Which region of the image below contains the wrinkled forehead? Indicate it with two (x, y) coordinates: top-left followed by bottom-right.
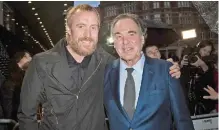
(112, 18), (141, 35)
(70, 10), (100, 26)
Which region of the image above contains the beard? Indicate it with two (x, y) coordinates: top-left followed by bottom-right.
(68, 37), (97, 56)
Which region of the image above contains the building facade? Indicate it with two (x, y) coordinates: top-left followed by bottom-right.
(99, 1), (217, 45)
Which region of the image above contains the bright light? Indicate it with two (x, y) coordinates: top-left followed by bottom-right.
(107, 37), (114, 43)
(39, 21), (42, 24)
(182, 29), (197, 39)
(32, 7), (35, 10)
(64, 3), (67, 6)
(37, 17), (40, 20)
(34, 13), (38, 16)
(28, 1), (31, 4)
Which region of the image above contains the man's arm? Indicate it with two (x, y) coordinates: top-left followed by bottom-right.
(18, 56), (44, 130)
(167, 62), (194, 130)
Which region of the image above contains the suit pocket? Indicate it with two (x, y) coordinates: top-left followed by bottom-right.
(50, 95), (76, 114)
(149, 81), (167, 95)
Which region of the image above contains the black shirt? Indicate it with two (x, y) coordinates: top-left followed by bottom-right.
(65, 46), (91, 89)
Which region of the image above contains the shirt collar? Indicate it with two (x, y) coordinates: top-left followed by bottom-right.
(120, 52), (145, 73)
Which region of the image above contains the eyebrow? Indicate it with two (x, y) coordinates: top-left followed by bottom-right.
(91, 24), (99, 28)
(128, 30), (137, 34)
(114, 32), (121, 35)
(76, 23), (85, 26)
(113, 30), (137, 35)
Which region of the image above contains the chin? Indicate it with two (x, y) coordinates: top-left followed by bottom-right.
(80, 48), (95, 56)
(121, 55), (135, 61)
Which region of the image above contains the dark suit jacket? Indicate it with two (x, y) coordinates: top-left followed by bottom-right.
(104, 56), (194, 130)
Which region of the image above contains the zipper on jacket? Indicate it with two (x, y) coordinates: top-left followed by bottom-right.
(51, 108), (59, 124)
(77, 58), (102, 96)
(74, 58), (102, 128)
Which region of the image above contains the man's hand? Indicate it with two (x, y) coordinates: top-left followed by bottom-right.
(203, 85), (218, 100)
(167, 58), (181, 79)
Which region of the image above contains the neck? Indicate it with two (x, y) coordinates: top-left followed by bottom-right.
(66, 45), (85, 63)
(123, 54), (142, 67)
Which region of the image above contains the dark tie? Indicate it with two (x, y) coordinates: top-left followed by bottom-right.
(123, 68), (135, 119)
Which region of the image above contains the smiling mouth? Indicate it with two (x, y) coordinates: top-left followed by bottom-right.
(82, 40), (91, 44)
(123, 47), (133, 52)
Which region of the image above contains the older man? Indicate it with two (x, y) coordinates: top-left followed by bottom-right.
(104, 14), (194, 130)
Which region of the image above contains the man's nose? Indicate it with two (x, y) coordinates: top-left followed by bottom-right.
(84, 28), (91, 37)
(122, 36), (129, 45)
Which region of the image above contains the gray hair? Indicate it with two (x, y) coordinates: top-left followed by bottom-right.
(110, 13), (147, 37)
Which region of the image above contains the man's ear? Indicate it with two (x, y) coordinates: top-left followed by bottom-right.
(66, 25), (71, 35)
(141, 34), (146, 45)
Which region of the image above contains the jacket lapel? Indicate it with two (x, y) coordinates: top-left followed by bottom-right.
(133, 56), (155, 120)
(110, 60), (130, 122)
(45, 39), (78, 94)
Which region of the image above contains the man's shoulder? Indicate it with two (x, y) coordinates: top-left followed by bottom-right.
(147, 57), (172, 67)
(31, 48), (60, 67)
(104, 58), (119, 72)
(97, 47), (115, 58)
(96, 47), (116, 63)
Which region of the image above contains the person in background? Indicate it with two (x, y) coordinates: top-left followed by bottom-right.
(14, 51), (32, 71)
(180, 40), (216, 115)
(1, 62), (23, 120)
(203, 54), (218, 112)
(144, 44), (161, 59)
(144, 44), (181, 78)
(0, 51), (32, 130)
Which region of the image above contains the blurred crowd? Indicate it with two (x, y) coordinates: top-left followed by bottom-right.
(143, 40), (218, 115)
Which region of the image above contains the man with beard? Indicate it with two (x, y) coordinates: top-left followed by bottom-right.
(18, 4), (181, 130)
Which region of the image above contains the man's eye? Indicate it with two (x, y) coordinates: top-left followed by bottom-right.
(129, 33), (135, 36)
(91, 26), (97, 30)
(116, 35), (122, 39)
(77, 25), (84, 28)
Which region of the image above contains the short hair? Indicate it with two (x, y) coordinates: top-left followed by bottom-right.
(110, 13), (146, 37)
(196, 40), (215, 54)
(142, 44), (158, 54)
(65, 4), (100, 28)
